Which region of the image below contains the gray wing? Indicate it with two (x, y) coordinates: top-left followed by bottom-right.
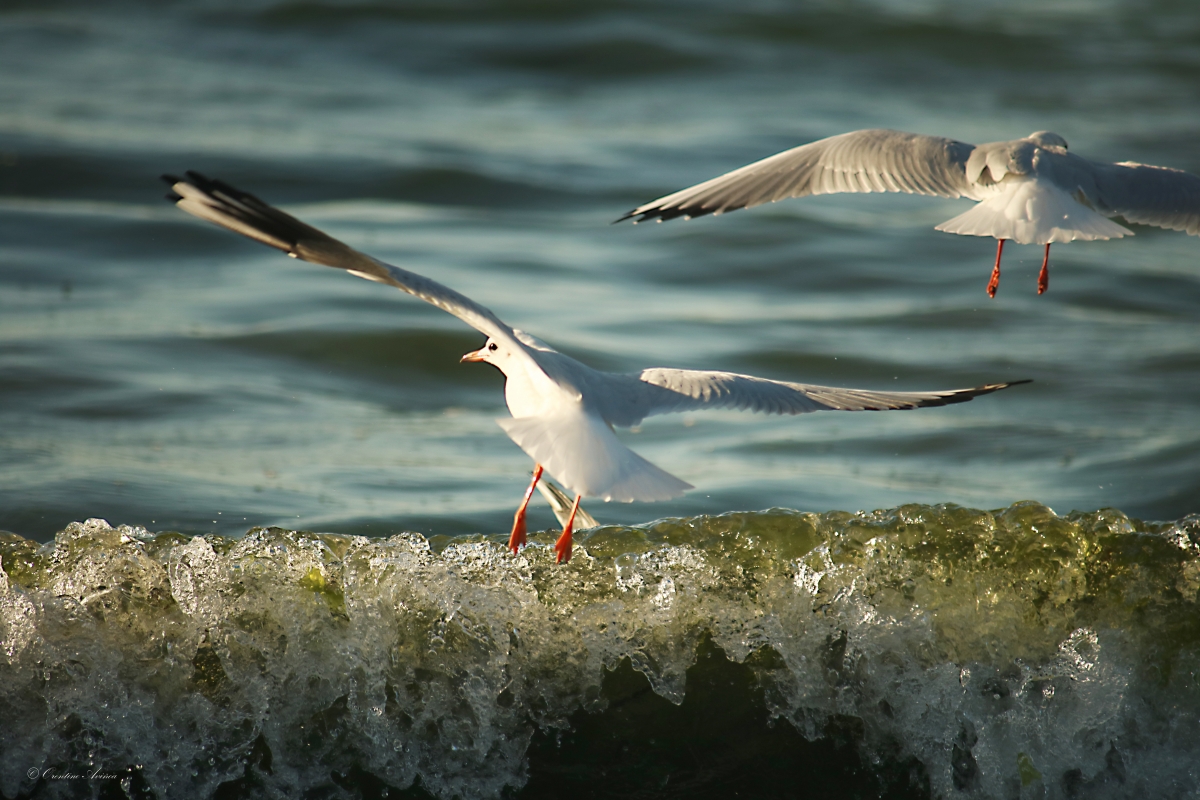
(618, 129), (977, 223)
(1088, 161), (1200, 236)
(163, 172), (518, 342)
(592, 368), (1027, 428)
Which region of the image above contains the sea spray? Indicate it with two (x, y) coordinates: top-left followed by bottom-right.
(2, 503), (1198, 798)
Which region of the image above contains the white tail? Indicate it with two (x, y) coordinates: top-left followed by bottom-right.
(937, 179), (1132, 244)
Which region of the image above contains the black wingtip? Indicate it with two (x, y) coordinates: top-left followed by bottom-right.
(972, 379), (1033, 397)
(617, 206), (711, 225)
(182, 170), (220, 193)
(905, 378), (1032, 411)
(164, 173), (182, 203)
(960, 378), (1032, 403)
(162, 173), (186, 203)
(986, 379), (1032, 393)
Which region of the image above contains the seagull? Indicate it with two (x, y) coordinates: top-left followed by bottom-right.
(618, 129), (1200, 296)
(164, 171), (1026, 563)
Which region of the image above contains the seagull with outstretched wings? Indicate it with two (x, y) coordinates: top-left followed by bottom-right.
(165, 171), (1027, 562)
(620, 129), (1200, 296)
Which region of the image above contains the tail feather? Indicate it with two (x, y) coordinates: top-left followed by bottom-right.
(937, 180), (1132, 244)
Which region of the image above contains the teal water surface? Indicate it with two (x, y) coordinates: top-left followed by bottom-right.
(2, 1), (1200, 798)
(2, 0), (1199, 541)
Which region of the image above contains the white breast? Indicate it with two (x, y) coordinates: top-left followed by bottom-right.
(503, 359), (577, 419)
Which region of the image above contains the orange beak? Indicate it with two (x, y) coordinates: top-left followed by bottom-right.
(460, 347), (487, 363)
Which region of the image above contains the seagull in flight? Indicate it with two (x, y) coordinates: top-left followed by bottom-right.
(619, 129), (1200, 296)
(164, 172), (1026, 563)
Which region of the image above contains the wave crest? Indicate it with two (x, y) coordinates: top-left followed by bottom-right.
(2, 504), (1198, 798)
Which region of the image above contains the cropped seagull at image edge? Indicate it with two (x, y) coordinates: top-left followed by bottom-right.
(619, 129), (1200, 296)
(164, 171), (1028, 563)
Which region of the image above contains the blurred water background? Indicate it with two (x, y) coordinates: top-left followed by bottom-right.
(3, 0), (1199, 540)
(2, 1), (1200, 798)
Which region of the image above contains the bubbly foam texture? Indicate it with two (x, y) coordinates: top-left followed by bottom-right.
(2, 503), (1198, 798)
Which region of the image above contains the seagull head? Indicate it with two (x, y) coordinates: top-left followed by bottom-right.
(461, 337), (512, 371)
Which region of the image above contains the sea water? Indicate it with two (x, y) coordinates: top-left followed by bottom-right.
(2, 0), (1199, 796)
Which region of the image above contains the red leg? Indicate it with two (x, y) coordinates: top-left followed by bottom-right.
(987, 239), (1005, 298)
(554, 494), (581, 564)
(508, 465), (543, 555)
(1037, 243), (1051, 295)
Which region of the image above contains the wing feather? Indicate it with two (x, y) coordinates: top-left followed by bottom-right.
(164, 172), (518, 342)
(593, 368), (1027, 428)
(1089, 161), (1200, 236)
(618, 129), (976, 224)
(536, 478), (600, 530)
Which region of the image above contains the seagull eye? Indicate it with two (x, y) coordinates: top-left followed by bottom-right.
(487, 342), (498, 352)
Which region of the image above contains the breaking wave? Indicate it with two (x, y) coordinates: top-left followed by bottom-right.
(2, 503), (1199, 798)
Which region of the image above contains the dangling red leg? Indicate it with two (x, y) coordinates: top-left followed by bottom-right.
(554, 494), (582, 564)
(1037, 243), (1051, 295)
(987, 239), (1005, 298)
(508, 465), (543, 555)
